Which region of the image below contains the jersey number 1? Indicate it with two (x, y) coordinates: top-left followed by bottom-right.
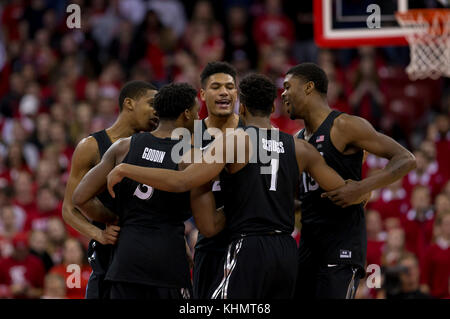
(268, 158), (279, 191)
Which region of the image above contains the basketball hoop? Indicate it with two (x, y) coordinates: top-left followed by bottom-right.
(395, 9), (450, 80)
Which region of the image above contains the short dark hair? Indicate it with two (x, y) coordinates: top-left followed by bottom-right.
(118, 81), (157, 111)
(154, 82), (197, 120)
(200, 62), (237, 88)
(239, 73), (277, 116)
(286, 63), (328, 95)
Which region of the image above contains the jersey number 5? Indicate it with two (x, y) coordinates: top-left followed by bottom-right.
(133, 184), (154, 200)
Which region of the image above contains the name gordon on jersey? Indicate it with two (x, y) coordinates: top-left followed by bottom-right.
(142, 147), (166, 163)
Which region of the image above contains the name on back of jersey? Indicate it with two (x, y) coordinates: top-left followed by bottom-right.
(261, 138), (285, 154)
(142, 147), (166, 163)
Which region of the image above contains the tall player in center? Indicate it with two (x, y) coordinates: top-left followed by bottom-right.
(193, 62), (244, 299)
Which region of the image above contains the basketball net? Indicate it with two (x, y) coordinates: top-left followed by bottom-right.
(395, 9), (450, 80)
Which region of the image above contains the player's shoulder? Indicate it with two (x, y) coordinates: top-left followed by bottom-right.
(334, 113), (372, 133)
(293, 138), (314, 152)
(113, 136), (132, 150)
(69, 136), (101, 169)
(74, 136), (100, 156)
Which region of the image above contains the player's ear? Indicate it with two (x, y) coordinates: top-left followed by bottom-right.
(271, 103), (275, 115)
(123, 97), (134, 111)
(184, 108), (191, 120)
(200, 88), (206, 102)
(305, 81), (315, 95)
(239, 103), (245, 117)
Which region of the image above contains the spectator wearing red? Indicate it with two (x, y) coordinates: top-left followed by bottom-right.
(0, 73), (25, 119)
(421, 210), (450, 298)
(35, 159), (63, 199)
(419, 140), (447, 198)
(12, 171), (37, 216)
(403, 149), (439, 200)
(91, 97), (118, 133)
(0, 143), (33, 185)
(41, 273), (66, 299)
(1, 0), (25, 42)
(0, 232), (45, 298)
(368, 179), (409, 226)
(253, 0), (294, 51)
(0, 205), (20, 240)
(324, 65), (351, 115)
(28, 229), (53, 272)
(23, 185), (61, 232)
(45, 217), (68, 265)
(435, 193), (450, 217)
(224, 5), (257, 68)
(49, 238), (91, 299)
(444, 181), (450, 200)
(5, 120), (40, 172)
(348, 54), (386, 130)
(366, 210), (386, 267)
(69, 103), (94, 145)
(28, 113), (51, 152)
(46, 121), (74, 174)
(184, 0), (224, 69)
(0, 205), (20, 259)
(432, 113), (450, 180)
(401, 185), (435, 263)
(381, 227), (409, 267)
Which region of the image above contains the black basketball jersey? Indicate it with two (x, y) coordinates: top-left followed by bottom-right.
(105, 132), (191, 288)
(90, 130), (115, 228)
(194, 118), (244, 251)
(297, 110), (367, 269)
(220, 126), (299, 240)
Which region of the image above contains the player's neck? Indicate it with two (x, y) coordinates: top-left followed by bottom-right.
(106, 116), (138, 143)
(205, 113), (238, 131)
(244, 115), (272, 129)
(151, 120), (178, 139)
(303, 101), (332, 136)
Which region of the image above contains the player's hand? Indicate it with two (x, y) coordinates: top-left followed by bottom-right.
(321, 179), (369, 208)
(95, 224), (120, 245)
(107, 165), (124, 198)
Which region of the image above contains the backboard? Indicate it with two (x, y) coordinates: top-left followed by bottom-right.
(313, 0), (446, 47)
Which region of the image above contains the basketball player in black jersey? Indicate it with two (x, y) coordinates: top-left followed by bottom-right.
(106, 74), (357, 299)
(281, 63), (416, 299)
(62, 81), (158, 299)
(193, 62), (243, 299)
(72, 83), (199, 299)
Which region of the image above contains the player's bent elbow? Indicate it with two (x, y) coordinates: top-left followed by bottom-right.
(61, 202), (72, 223)
(71, 192), (85, 211)
(406, 152), (417, 171)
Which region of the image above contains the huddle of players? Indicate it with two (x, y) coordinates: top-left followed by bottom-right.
(64, 62), (416, 299)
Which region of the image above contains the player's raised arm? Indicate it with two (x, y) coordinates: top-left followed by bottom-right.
(106, 129), (250, 196)
(322, 115), (416, 206)
(72, 138), (131, 222)
(295, 138), (345, 191)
